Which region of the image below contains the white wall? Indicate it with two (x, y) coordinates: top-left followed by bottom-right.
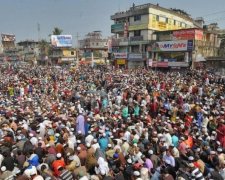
(129, 14), (149, 26)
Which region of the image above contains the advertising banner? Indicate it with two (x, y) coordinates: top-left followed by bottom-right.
(1, 34), (16, 42)
(114, 52), (127, 59)
(51, 35), (72, 47)
(152, 40), (193, 52)
(152, 61), (168, 67)
(173, 29), (203, 40)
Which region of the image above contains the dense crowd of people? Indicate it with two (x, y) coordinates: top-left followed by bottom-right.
(0, 64), (224, 180)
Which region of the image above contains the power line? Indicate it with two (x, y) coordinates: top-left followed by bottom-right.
(201, 10), (225, 18)
(205, 17), (225, 23)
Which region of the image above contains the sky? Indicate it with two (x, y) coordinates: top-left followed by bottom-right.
(0, 0), (225, 46)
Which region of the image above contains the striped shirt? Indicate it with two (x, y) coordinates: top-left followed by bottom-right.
(59, 169), (74, 180)
(191, 168), (205, 180)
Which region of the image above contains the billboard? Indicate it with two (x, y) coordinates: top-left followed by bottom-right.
(51, 35), (72, 47)
(1, 34), (16, 42)
(152, 40), (193, 52)
(173, 29), (203, 40)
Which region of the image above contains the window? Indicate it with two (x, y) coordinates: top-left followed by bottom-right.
(71, 51), (74, 55)
(134, 15), (141, 21)
(165, 18), (168, 23)
(156, 15), (159, 21)
(134, 30), (141, 37)
(174, 20), (176, 25)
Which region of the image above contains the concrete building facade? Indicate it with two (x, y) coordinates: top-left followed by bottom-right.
(110, 3), (201, 68)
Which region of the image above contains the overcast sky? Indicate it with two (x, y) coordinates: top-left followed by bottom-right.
(0, 0), (225, 45)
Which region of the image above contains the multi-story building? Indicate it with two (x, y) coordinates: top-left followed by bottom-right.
(149, 23), (220, 69)
(79, 31), (108, 65)
(111, 3), (201, 68)
(17, 40), (39, 63)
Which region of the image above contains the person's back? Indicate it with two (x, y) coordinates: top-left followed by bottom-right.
(34, 144), (45, 159)
(0, 169), (14, 180)
(52, 158), (65, 177)
(115, 172), (125, 180)
(1, 155), (15, 171)
(58, 167), (74, 180)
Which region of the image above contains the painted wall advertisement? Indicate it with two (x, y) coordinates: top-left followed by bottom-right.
(152, 40), (193, 52)
(51, 35), (72, 47)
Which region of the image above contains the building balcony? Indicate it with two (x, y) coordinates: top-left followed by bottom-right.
(130, 36), (144, 41)
(112, 38), (129, 46)
(111, 23), (124, 33)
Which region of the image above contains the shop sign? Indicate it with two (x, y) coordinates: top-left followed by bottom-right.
(152, 40), (193, 52)
(128, 53), (143, 59)
(168, 62), (189, 67)
(114, 52), (127, 59)
(152, 61), (168, 67)
(128, 24), (148, 31)
(61, 57), (74, 61)
(117, 59), (126, 65)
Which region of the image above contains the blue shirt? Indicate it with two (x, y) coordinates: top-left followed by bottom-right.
(28, 154), (39, 167)
(98, 137), (109, 152)
(172, 135), (179, 147)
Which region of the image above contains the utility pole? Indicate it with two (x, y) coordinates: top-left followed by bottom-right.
(75, 32), (80, 48)
(75, 32), (80, 66)
(37, 23), (40, 42)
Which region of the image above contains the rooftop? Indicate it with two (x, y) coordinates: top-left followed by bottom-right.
(111, 3), (194, 22)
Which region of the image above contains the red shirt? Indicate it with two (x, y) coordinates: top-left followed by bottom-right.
(52, 159), (65, 177)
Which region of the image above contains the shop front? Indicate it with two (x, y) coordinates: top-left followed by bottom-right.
(149, 40), (193, 68)
(113, 52), (127, 68)
(128, 53), (145, 68)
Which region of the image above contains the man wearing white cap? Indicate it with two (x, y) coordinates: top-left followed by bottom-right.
(121, 136), (130, 156)
(85, 130), (94, 145)
(91, 139), (100, 152)
(52, 153), (65, 177)
(67, 131), (76, 151)
(76, 110), (85, 135)
(30, 133), (38, 146)
(98, 133), (109, 152)
(0, 166), (14, 180)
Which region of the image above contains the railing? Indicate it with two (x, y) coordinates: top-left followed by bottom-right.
(130, 36), (144, 41)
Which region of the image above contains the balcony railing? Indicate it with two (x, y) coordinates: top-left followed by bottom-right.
(130, 36), (144, 41)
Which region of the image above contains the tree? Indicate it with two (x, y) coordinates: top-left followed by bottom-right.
(52, 27), (63, 35)
(39, 39), (50, 57)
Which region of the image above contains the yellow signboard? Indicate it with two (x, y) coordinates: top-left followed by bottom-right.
(158, 22), (167, 30)
(128, 23), (148, 31)
(117, 59), (126, 65)
(63, 49), (76, 57)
